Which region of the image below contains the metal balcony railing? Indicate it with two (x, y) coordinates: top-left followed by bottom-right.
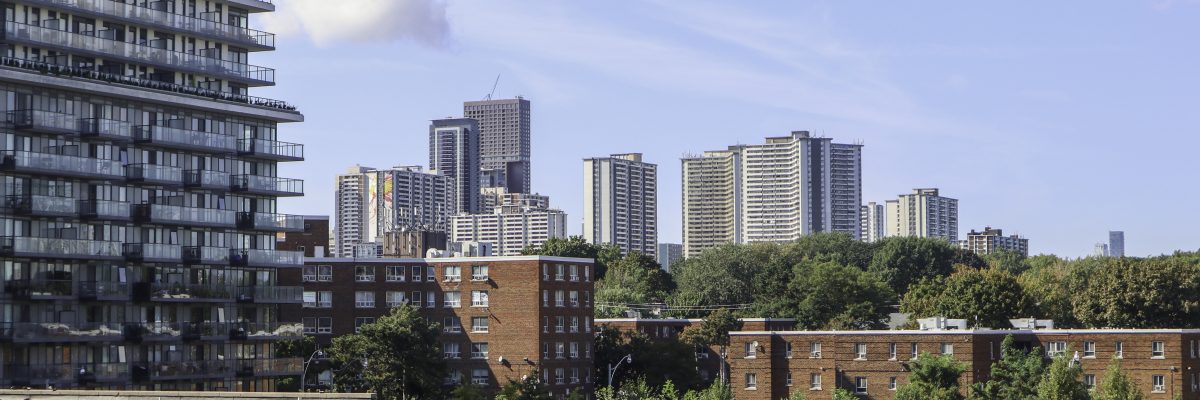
(4, 278), (73, 299)
(135, 359), (232, 380)
(239, 322), (304, 339)
(78, 281), (130, 300)
(122, 243), (182, 262)
(132, 203), (236, 228)
(236, 138), (303, 161)
(1, 321), (124, 342)
(5, 363), (74, 385)
(3, 21), (275, 85)
(229, 248), (304, 267)
(125, 163), (183, 185)
(0, 236), (123, 260)
(78, 117), (133, 140)
(245, 357), (303, 376)
(21, 0), (276, 49)
(147, 283), (238, 302)
(133, 125), (236, 153)
(237, 212), (304, 232)
(0, 150), (125, 180)
(230, 175), (303, 196)
(77, 362), (130, 383)
(183, 169), (230, 190)
(78, 199), (131, 220)
(5, 109), (76, 133)
(4, 194), (77, 216)
(237, 286), (303, 304)
(182, 245), (230, 265)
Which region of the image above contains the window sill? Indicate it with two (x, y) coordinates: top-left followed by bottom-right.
(744, 388), (757, 391)
(1151, 356), (1166, 360)
(809, 388), (822, 391)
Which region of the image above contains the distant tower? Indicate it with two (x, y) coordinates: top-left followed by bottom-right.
(429, 117), (481, 214)
(1108, 231), (1125, 257)
(465, 97), (532, 193)
(885, 188), (959, 242)
(1094, 243), (1110, 257)
(584, 153), (658, 257)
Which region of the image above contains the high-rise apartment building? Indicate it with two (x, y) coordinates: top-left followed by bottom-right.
(1109, 231), (1125, 257)
(681, 131), (863, 257)
(959, 226), (1029, 256)
(656, 243), (683, 272)
(860, 202), (886, 243)
(885, 188), (959, 242)
(583, 153), (657, 257)
(464, 98), (531, 194)
(681, 147), (742, 258)
(429, 118), (480, 214)
(0, 0), (306, 390)
(1094, 243), (1110, 257)
(334, 165), (452, 257)
(451, 205), (567, 256)
(480, 186), (549, 212)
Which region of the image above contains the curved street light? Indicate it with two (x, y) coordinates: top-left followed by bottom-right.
(607, 354), (633, 388)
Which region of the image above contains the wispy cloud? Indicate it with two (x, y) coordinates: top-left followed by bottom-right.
(263, 0), (450, 48)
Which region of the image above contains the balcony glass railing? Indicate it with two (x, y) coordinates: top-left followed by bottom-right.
(231, 175), (303, 196)
(0, 150), (125, 179)
(182, 246), (230, 264)
(21, 0), (276, 48)
(78, 281), (129, 299)
(5, 194), (77, 215)
(6, 109), (75, 132)
(78, 117), (133, 140)
(230, 248), (304, 267)
(247, 357), (303, 376)
(240, 322), (304, 339)
(5, 363), (74, 383)
(133, 204), (235, 227)
(237, 138), (303, 160)
(79, 362), (129, 382)
(184, 169), (230, 188)
(4, 279), (74, 298)
(133, 125), (236, 152)
(139, 360), (231, 380)
(149, 283), (237, 301)
(78, 199), (131, 220)
(238, 212), (304, 231)
(239, 286), (303, 303)
(122, 243), (182, 262)
(126, 163), (183, 185)
(3, 21), (275, 84)
(4, 322), (123, 341)
(0, 236), (123, 259)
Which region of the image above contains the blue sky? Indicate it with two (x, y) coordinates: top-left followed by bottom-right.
(255, 0), (1200, 257)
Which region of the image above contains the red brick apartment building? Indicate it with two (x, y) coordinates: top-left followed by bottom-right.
(280, 255), (596, 398)
(726, 324), (1200, 400)
(595, 318), (798, 383)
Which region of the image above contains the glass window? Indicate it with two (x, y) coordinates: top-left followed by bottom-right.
(444, 291), (461, 308)
(889, 343), (898, 360)
(569, 342), (579, 358)
(1115, 341), (1124, 359)
(1153, 375), (1165, 392)
(745, 341), (758, 358)
(318, 265), (332, 281)
(443, 317), (461, 333)
(810, 373), (822, 390)
(555, 290), (564, 307)
(472, 317), (489, 333)
(355, 291), (375, 308)
(385, 266), (406, 282)
(471, 265), (489, 281)
(555, 264), (564, 280)
(444, 342), (461, 359)
(785, 372), (793, 387)
(318, 291), (332, 308)
(354, 265), (374, 282)
(569, 264), (578, 281)
(426, 266), (435, 282)
(745, 373), (757, 389)
(386, 291), (407, 307)
(426, 291), (436, 307)
(472, 369), (489, 385)
(855, 343), (867, 359)
(317, 317), (332, 334)
(302, 317), (317, 334)
(1084, 374), (1095, 390)
(569, 291), (579, 307)
(1046, 341), (1067, 357)
(302, 265), (317, 282)
(855, 377), (868, 394)
(411, 266), (422, 281)
(471, 343), (489, 359)
(411, 291), (422, 308)
(1153, 341), (1165, 358)
(354, 317), (375, 333)
(911, 343), (919, 360)
(1084, 341), (1096, 358)
(941, 343), (954, 355)
(810, 342), (822, 358)
(472, 290), (489, 307)
(443, 265), (461, 282)
(889, 377), (898, 390)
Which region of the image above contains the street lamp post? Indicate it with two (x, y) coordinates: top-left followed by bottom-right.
(607, 354), (633, 388)
(300, 350), (325, 392)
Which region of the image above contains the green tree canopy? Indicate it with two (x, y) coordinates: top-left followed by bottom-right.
(521, 235), (622, 278)
(327, 305), (446, 399)
(900, 267), (1036, 329)
(1095, 359), (1144, 400)
(1068, 256), (1200, 328)
(895, 353), (966, 400)
(970, 335), (1046, 400)
(678, 308), (742, 349)
(868, 236), (960, 294)
(595, 251), (674, 317)
(668, 243), (770, 317)
(1036, 352), (1089, 400)
(785, 261), (896, 329)
(495, 373), (553, 400)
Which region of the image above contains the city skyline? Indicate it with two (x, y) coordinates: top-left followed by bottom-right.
(258, 1), (1200, 257)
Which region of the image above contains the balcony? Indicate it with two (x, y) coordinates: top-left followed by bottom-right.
(0, 236), (123, 260)
(1, 322), (124, 342)
(122, 243), (182, 263)
(78, 117), (133, 141)
(135, 360), (232, 381)
(0, 150), (125, 180)
(229, 248), (304, 267)
(143, 283), (238, 302)
(242, 357), (303, 377)
(2, 21), (275, 85)
(77, 362), (130, 384)
(231, 175), (303, 196)
(125, 163), (183, 186)
(78, 199), (132, 220)
(237, 138), (304, 161)
(5, 363), (74, 386)
(5, 109), (76, 133)
(133, 125), (236, 153)
(4, 279), (73, 300)
(182, 246), (230, 265)
(4, 194), (77, 217)
(19, 0), (276, 50)
(237, 212), (304, 232)
(237, 322), (305, 340)
(78, 281), (130, 301)
(184, 169), (230, 190)
(132, 204), (236, 228)
(237, 286), (304, 304)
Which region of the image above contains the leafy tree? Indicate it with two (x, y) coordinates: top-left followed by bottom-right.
(668, 243), (768, 317)
(831, 388), (858, 400)
(1095, 359), (1144, 400)
(1018, 261), (1079, 327)
(594, 327), (701, 391)
(953, 247), (989, 269)
(1069, 256), (1200, 328)
(784, 392), (808, 400)
(895, 353), (966, 400)
(1036, 352), (1089, 400)
(779, 232), (876, 270)
(970, 335), (1046, 400)
(274, 336), (318, 392)
(868, 236), (959, 294)
(449, 384), (487, 400)
(679, 308), (742, 349)
(900, 267), (1036, 329)
(984, 250), (1030, 274)
(521, 235), (621, 278)
(682, 383), (733, 400)
(495, 373), (554, 400)
(785, 261), (895, 329)
(327, 305), (446, 399)
(595, 251), (675, 317)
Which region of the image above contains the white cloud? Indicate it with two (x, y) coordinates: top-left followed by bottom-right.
(263, 0), (450, 47)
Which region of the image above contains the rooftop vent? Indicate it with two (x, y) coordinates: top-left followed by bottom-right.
(917, 317), (968, 331)
(1009, 318), (1055, 330)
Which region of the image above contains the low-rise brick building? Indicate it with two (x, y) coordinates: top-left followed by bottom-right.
(727, 321), (1200, 400)
(281, 255), (595, 398)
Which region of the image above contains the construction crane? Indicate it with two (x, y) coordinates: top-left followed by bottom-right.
(483, 74), (500, 101)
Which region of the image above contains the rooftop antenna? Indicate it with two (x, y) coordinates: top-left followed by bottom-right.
(484, 74), (501, 101)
